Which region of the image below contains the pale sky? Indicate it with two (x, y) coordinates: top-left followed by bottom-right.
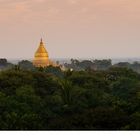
(0, 0), (140, 59)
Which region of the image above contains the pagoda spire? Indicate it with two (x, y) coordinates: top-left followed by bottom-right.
(33, 38), (57, 68)
(40, 38), (43, 44)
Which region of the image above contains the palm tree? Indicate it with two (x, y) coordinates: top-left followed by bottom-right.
(59, 79), (73, 105)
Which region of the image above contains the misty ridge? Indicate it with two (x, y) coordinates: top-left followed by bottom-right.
(0, 58), (140, 73)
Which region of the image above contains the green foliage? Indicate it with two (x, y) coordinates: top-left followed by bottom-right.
(111, 78), (140, 99)
(18, 60), (35, 70)
(0, 67), (139, 130)
(44, 66), (63, 77)
(65, 59), (112, 71)
(129, 112), (140, 129)
(0, 58), (13, 70)
(0, 59), (7, 66)
(59, 79), (73, 105)
(32, 71), (60, 96)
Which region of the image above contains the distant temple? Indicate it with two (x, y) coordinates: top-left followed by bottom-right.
(33, 39), (56, 67)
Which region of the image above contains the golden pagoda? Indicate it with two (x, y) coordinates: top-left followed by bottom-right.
(33, 39), (52, 67)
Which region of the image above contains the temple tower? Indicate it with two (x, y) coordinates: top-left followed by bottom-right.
(33, 39), (50, 67)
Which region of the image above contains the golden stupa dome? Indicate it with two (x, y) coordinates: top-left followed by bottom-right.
(33, 39), (50, 67)
(35, 39), (49, 58)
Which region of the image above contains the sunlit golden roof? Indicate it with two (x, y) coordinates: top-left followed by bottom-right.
(34, 38), (49, 58)
(33, 39), (50, 67)
(33, 38), (58, 68)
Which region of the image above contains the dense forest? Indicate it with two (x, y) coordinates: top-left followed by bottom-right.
(0, 59), (140, 130)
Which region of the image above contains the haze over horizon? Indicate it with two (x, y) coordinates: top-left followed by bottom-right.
(0, 0), (140, 59)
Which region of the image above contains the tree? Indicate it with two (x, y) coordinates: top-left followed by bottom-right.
(59, 79), (73, 105)
(111, 77), (140, 99)
(18, 60), (35, 70)
(93, 59), (112, 70)
(0, 59), (7, 66)
(44, 66), (63, 77)
(0, 63), (139, 130)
